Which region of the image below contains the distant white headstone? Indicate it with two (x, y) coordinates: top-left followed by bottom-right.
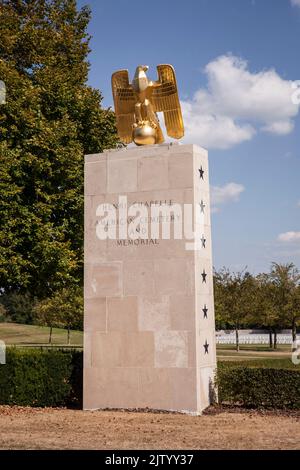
(0, 80), (6, 104)
(0, 340), (6, 364)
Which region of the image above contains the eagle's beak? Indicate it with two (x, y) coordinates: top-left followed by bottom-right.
(143, 66), (149, 72)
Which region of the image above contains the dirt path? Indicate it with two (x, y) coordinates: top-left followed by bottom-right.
(0, 406), (299, 450)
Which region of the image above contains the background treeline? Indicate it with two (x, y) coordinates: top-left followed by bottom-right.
(0, 0), (119, 333)
(214, 262), (300, 350)
(1, 262), (300, 349)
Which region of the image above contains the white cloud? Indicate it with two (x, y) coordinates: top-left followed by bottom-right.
(181, 55), (299, 149)
(278, 231), (300, 243)
(182, 101), (255, 149)
(210, 182), (245, 212)
(291, 0), (300, 7)
(262, 120), (294, 135)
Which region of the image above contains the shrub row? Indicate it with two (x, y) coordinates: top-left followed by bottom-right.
(1, 349), (300, 409)
(0, 348), (82, 407)
(217, 363), (300, 409)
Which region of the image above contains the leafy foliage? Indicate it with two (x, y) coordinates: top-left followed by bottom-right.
(0, 0), (118, 301)
(217, 363), (300, 409)
(0, 348), (82, 407)
(0, 290), (35, 324)
(1, 349), (300, 410)
(269, 263), (300, 343)
(214, 268), (256, 350)
(0, 302), (7, 322)
(214, 269), (256, 328)
(214, 263), (300, 348)
(33, 286), (83, 341)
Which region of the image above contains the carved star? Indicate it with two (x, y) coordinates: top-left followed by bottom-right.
(203, 304), (208, 319)
(201, 269), (207, 283)
(204, 340), (209, 354)
(201, 235), (206, 248)
(199, 200), (205, 213)
(199, 166), (204, 179)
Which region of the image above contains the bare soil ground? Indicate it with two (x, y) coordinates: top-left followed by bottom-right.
(0, 406), (299, 450)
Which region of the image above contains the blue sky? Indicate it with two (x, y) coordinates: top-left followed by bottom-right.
(78, 0), (300, 273)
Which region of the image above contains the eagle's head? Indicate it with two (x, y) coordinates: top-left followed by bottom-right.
(136, 65), (149, 72)
(133, 65), (150, 93)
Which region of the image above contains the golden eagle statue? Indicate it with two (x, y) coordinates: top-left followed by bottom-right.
(111, 64), (184, 146)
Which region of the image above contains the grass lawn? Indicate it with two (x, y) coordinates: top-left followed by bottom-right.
(217, 350), (289, 359)
(217, 343), (291, 352)
(216, 343), (293, 362)
(218, 357), (300, 369)
(0, 323), (297, 368)
(0, 322), (83, 347)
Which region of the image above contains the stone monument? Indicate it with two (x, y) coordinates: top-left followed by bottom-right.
(83, 65), (216, 414)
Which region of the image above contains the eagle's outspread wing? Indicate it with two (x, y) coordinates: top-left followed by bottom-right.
(151, 65), (184, 139)
(111, 70), (135, 144)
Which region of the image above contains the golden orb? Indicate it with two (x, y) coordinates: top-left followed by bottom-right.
(133, 123), (157, 146)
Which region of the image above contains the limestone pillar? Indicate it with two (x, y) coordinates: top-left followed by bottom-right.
(84, 143), (217, 414)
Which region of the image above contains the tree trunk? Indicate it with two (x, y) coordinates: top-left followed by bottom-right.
(49, 326), (53, 344)
(67, 328), (70, 345)
(269, 329), (273, 349)
(235, 326), (239, 352)
(292, 319), (297, 351)
(274, 330), (277, 349)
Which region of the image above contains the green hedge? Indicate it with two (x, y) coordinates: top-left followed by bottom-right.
(1, 349), (300, 410)
(0, 348), (82, 407)
(217, 364), (300, 409)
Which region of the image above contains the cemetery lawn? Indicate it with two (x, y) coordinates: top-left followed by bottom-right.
(217, 358), (300, 369)
(0, 322), (83, 347)
(217, 344), (290, 352)
(0, 406), (299, 450)
(0, 323), (295, 365)
(217, 344), (292, 362)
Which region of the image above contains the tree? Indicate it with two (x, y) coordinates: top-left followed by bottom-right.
(213, 271), (227, 331)
(32, 297), (60, 344)
(253, 273), (280, 349)
(0, 0), (118, 303)
(287, 286), (300, 348)
(33, 286), (83, 344)
(54, 287), (83, 345)
(214, 268), (256, 351)
(0, 302), (7, 322)
(0, 290), (35, 324)
(269, 263), (300, 348)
